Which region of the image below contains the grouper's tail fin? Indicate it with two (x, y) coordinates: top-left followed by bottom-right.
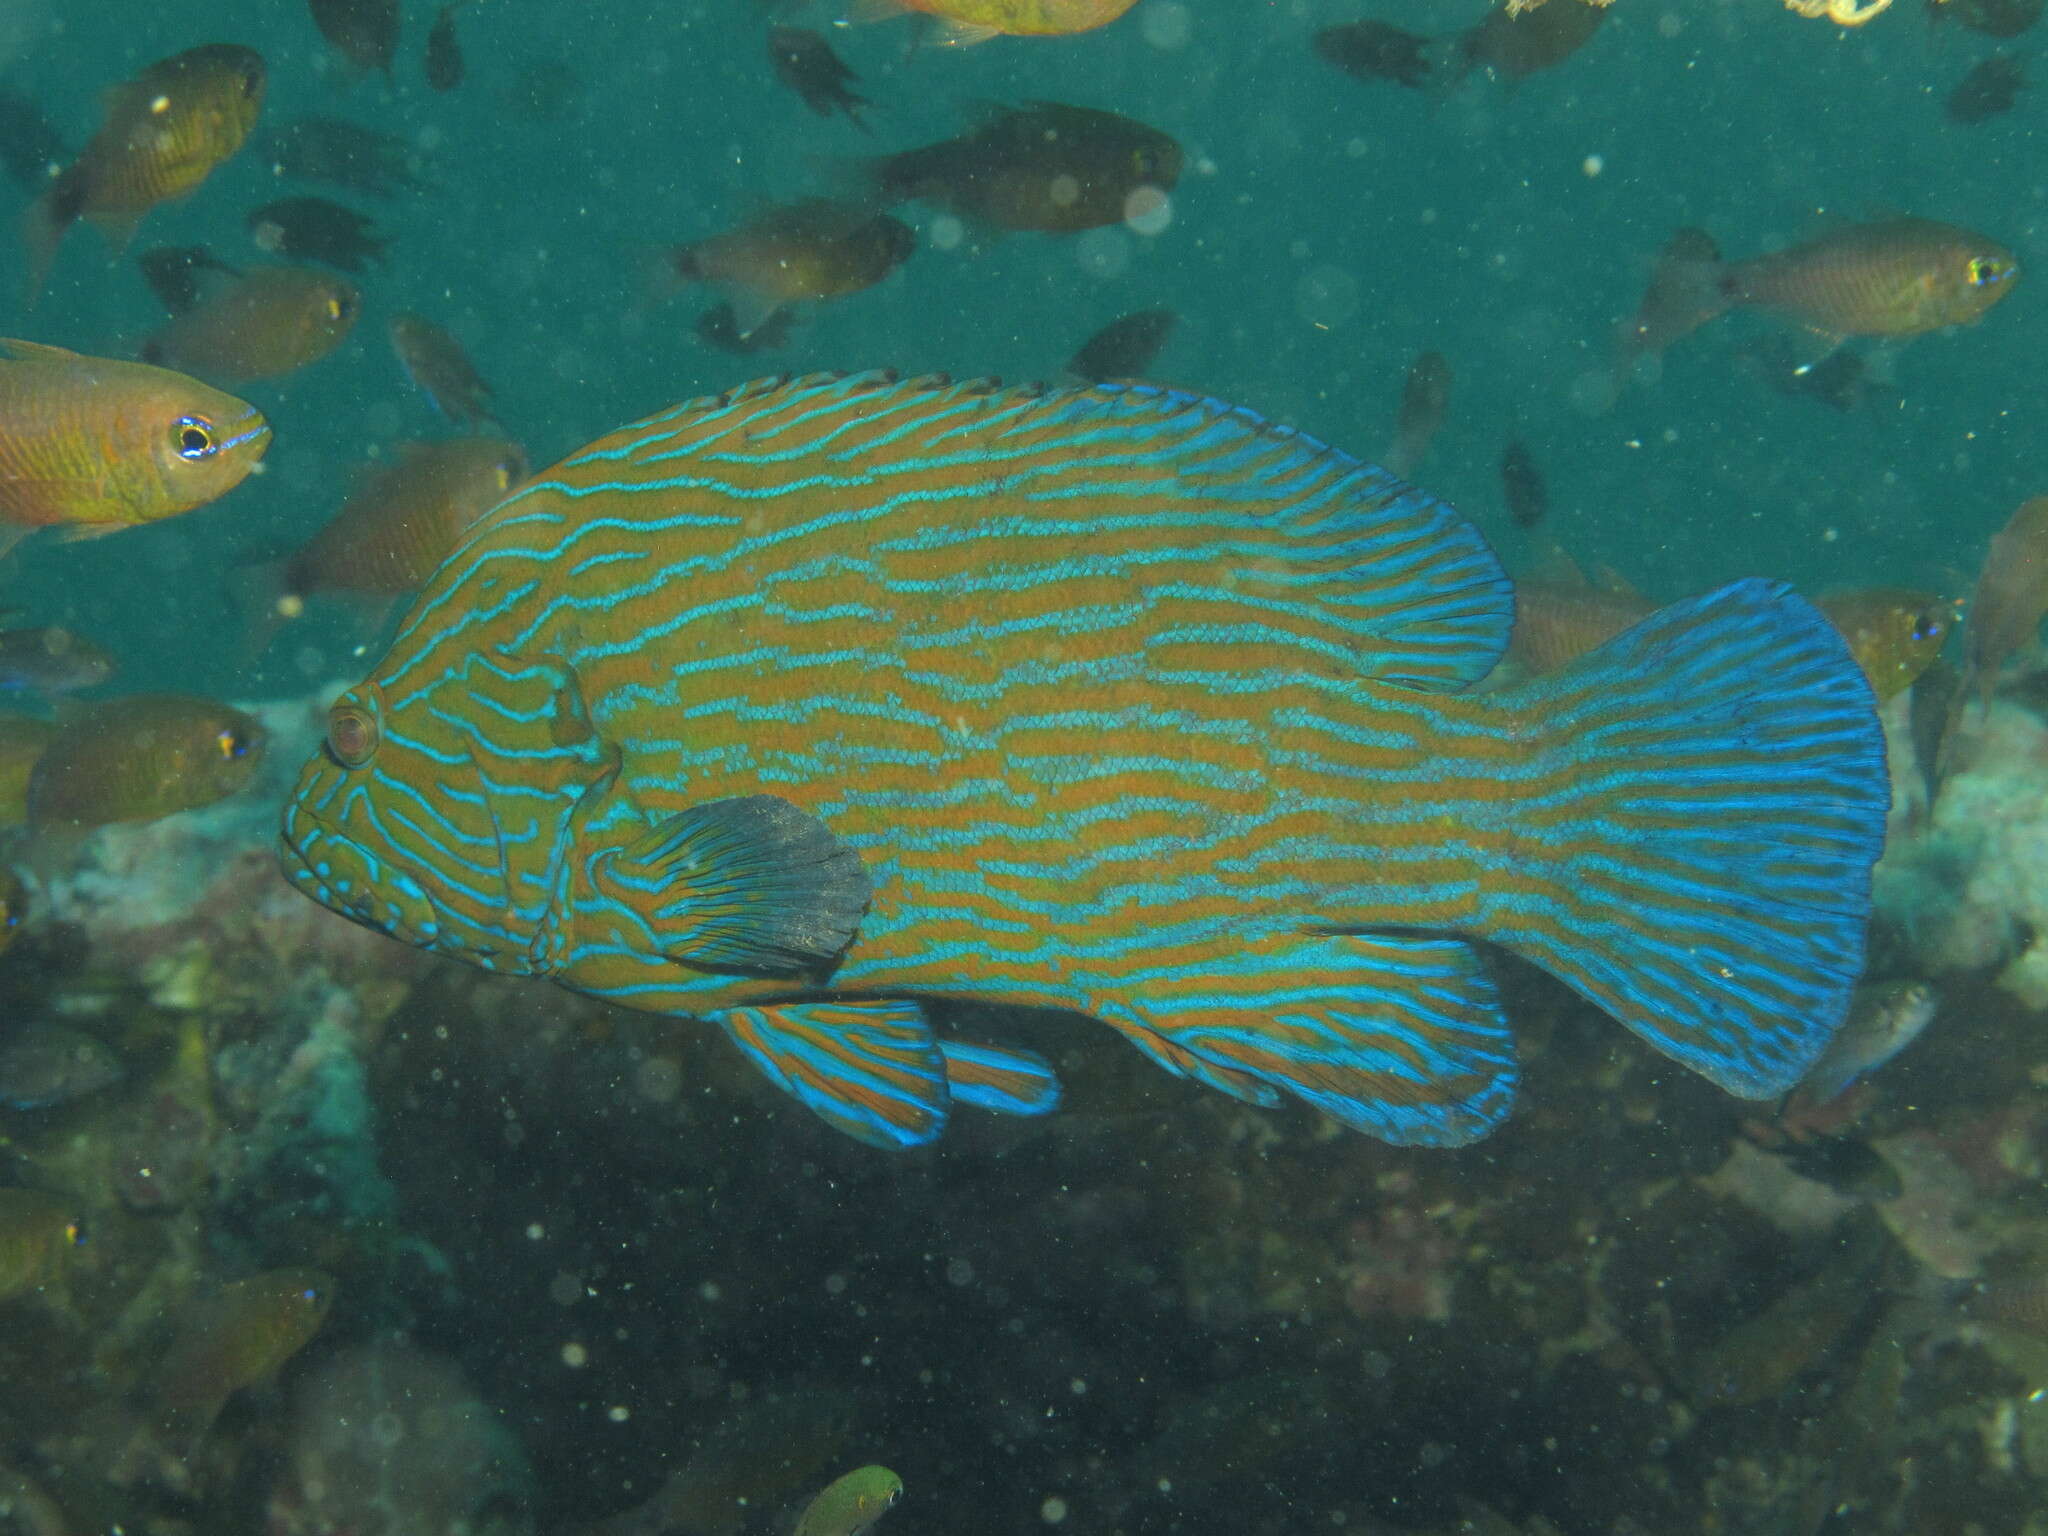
(1488, 578), (1889, 1097)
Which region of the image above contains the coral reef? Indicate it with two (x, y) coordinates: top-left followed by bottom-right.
(0, 671), (2041, 1535)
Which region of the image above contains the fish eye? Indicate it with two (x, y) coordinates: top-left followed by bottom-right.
(328, 702), (379, 767)
(216, 728), (251, 761)
(1969, 257), (2010, 286)
(175, 415), (218, 460)
(1912, 608), (1949, 642)
(63, 1219), (85, 1247)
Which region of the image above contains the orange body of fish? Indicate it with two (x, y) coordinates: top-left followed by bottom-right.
(852, 0), (1139, 43)
(26, 694), (265, 830)
(0, 340), (268, 552)
(24, 45), (265, 302)
(143, 266), (360, 384)
(1727, 218), (2018, 337)
(290, 438), (527, 600)
(1624, 218), (2018, 369)
(865, 103), (1182, 235)
(672, 200), (914, 313)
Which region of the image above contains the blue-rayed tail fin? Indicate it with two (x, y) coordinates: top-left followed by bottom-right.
(1484, 578), (1889, 1098)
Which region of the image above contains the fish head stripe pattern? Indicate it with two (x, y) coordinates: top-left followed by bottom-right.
(282, 648), (623, 973)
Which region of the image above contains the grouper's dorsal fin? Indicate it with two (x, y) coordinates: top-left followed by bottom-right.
(539, 370), (1513, 693)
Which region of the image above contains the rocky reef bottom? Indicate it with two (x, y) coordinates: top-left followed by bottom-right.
(0, 681), (2044, 1536)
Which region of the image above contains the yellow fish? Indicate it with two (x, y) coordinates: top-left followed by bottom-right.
(284, 438), (527, 604)
(24, 45), (265, 303)
(26, 694), (264, 831)
(116, 1269), (332, 1492)
(0, 1189), (80, 1304)
(668, 200), (913, 337)
(0, 340), (269, 558)
(1622, 218), (2018, 374)
(142, 265), (360, 385)
(847, 0), (1139, 44)
(795, 1467), (903, 1536)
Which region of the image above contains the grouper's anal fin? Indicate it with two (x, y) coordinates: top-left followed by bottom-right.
(1096, 931), (1517, 1146)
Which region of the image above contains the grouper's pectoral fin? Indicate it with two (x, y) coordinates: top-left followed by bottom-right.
(1097, 932), (1519, 1147)
(715, 999), (948, 1148)
(587, 796), (872, 979)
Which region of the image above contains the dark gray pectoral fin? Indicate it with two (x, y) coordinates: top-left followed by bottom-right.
(594, 795), (871, 976)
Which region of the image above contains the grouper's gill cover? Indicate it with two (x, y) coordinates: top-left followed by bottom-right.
(280, 370), (1889, 1150)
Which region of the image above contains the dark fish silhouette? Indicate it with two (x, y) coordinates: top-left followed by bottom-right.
(1065, 308), (1177, 381)
(1459, 0), (1607, 81)
(426, 2), (470, 91)
(1500, 439), (1547, 530)
(862, 102), (1182, 234)
(1946, 53), (2027, 122)
(1313, 21), (1434, 88)
(1386, 350), (1451, 477)
(248, 196), (388, 271)
(263, 116), (431, 199)
(694, 300), (798, 354)
(138, 245), (246, 315)
(769, 26), (869, 129)
(1929, 0), (2045, 38)
(309, 0), (399, 74)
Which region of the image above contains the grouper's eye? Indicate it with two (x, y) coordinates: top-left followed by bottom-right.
(327, 701), (379, 767)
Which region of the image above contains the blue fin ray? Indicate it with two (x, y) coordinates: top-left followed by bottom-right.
(592, 795), (871, 976)
(715, 999), (947, 1147)
(1485, 578), (1889, 1097)
(1099, 932), (1517, 1146)
(937, 1039), (1062, 1117)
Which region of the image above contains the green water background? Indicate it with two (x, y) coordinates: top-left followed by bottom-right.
(6, 0), (2035, 698)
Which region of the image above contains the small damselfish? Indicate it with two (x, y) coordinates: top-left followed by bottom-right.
(280, 372), (1889, 1149)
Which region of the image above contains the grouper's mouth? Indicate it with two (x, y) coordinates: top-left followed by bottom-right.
(279, 793), (445, 949)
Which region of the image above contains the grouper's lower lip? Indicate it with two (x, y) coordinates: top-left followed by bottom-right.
(277, 812), (442, 946)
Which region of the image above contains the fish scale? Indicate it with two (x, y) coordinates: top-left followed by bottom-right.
(283, 371), (1889, 1150)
